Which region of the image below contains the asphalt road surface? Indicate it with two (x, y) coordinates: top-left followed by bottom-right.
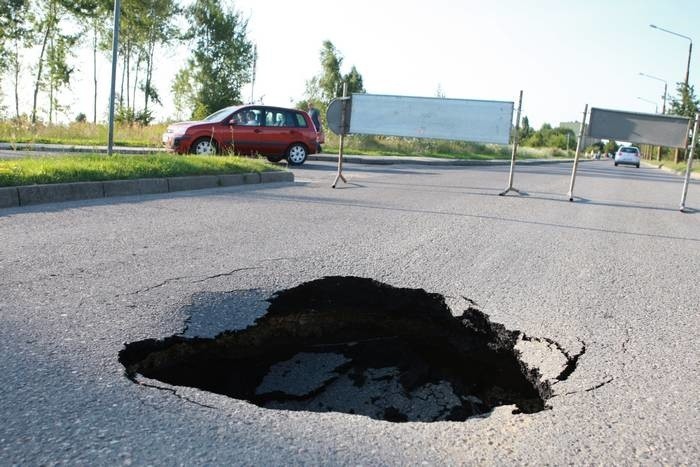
(1, 159), (698, 465)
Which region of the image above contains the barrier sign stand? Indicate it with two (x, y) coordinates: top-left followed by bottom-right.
(567, 104), (589, 201)
(332, 83), (349, 189)
(680, 113), (699, 212)
(499, 90), (524, 196)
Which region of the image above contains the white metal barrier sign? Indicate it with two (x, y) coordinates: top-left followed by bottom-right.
(588, 108), (690, 148)
(348, 94), (514, 144)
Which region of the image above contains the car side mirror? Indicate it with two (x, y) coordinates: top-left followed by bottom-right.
(229, 119), (238, 126)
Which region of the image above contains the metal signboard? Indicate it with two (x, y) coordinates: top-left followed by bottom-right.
(588, 108), (690, 148)
(347, 94), (514, 144)
(326, 98), (352, 135)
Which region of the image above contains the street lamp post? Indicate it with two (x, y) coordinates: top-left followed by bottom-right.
(639, 72), (668, 161)
(637, 97), (658, 159)
(107, 0), (121, 157)
(638, 72), (667, 114)
(650, 24), (692, 87)
(650, 24), (693, 163)
(637, 97), (658, 113)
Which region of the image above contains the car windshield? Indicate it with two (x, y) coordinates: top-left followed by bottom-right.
(203, 106), (239, 122)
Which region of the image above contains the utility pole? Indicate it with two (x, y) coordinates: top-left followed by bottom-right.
(107, 0), (121, 156)
(250, 44), (257, 104)
(638, 73), (668, 160)
(650, 24), (693, 163)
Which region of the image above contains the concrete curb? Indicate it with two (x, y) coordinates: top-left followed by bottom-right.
(18, 181), (104, 206)
(0, 171), (293, 209)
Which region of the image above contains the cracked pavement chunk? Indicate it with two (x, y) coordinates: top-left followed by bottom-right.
(515, 338), (569, 382)
(256, 352), (350, 397)
(120, 276), (577, 422)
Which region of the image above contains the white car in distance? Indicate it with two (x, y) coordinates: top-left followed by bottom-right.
(614, 146), (641, 168)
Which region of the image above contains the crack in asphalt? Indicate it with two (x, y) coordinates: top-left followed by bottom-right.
(621, 327), (631, 353)
(132, 378), (217, 410)
(120, 267), (261, 296)
(584, 376), (614, 392)
(560, 376), (615, 396)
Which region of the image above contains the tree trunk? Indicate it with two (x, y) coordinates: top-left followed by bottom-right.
(49, 82), (54, 124)
(119, 53), (126, 107)
(132, 54), (141, 115)
(31, 25), (52, 124)
(144, 37), (156, 114)
(13, 39), (20, 120)
(93, 21), (98, 124)
(48, 36), (54, 124)
(125, 41), (131, 110)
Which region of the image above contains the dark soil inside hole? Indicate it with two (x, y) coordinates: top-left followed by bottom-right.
(119, 276), (554, 422)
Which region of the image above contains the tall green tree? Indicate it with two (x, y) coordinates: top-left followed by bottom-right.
(306, 40), (365, 105)
(668, 82), (699, 118)
(140, 0), (179, 117)
(519, 116), (532, 140)
(174, 0), (253, 119)
(0, 0), (28, 68)
(45, 32), (78, 123)
(0, 0), (30, 119)
(97, 0), (180, 124)
(29, 0), (95, 123)
(318, 40), (343, 102)
(668, 83), (699, 162)
(343, 65), (365, 95)
(81, 0), (110, 123)
(172, 66), (198, 120)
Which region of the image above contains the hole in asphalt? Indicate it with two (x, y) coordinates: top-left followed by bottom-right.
(119, 276), (565, 422)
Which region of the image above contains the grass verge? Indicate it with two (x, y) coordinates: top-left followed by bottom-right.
(0, 121), (165, 147)
(0, 154), (279, 187)
(652, 160), (700, 174)
(322, 134), (573, 160)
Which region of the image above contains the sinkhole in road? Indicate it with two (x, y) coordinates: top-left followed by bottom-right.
(119, 276), (558, 422)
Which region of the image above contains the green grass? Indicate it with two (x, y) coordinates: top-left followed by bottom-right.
(651, 159), (700, 173)
(0, 121), (165, 147)
(0, 154), (279, 187)
(1, 120), (577, 159)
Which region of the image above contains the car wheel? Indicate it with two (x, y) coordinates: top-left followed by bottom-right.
(286, 144), (308, 165)
(266, 155), (284, 163)
(191, 137), (218, 155)
(636, 164), (640, 168)
(614, 162), (618, 166)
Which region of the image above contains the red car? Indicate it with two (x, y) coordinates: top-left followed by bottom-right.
(162, 105), (320, 165)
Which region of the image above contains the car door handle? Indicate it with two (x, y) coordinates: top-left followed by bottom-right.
(254, 129), (262, 133)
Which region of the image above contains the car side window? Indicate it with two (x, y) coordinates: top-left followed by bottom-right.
(275, 111), (295, 128)
(294, 112), (307, 128)
(259, 110), (307, 128)
(233, 109), (261, 126)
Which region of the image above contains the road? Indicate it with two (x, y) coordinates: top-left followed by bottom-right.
(1, 159), (698, 465)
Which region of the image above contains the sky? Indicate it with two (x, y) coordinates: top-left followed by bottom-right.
(5, 0), (700, 128)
